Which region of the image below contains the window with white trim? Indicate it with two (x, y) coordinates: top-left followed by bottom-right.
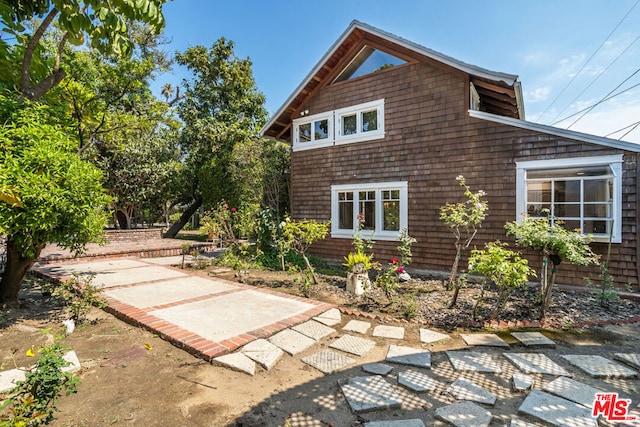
(331, 182), (408, 240)
(291, 99), (385, 151)
(516, 155), (623, 243)
(292, 112), (333, 150)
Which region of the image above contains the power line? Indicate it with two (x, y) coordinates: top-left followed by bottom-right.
(538, 0), (640, 122)
(549, 32), (640, 124)
(551, 80), (640, 125)
(606, 119), (640, 140)
(619, 121), (640, 140)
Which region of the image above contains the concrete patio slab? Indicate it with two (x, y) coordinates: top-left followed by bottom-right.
(614, 353), (640, 370)
(240, 339), (283, 370)
(435, 401), (492, 427)
(301, 350), (355, 374)
(364, 420), (425, 427)
(103, 276), (236, 308)
(510, 418), (541, 427)
(511, 373), (534, 392)
(518, 390), (597, 427)
(362, 363), (393, 375)
(0, 368), (26, 393)
(446, 377), (496, 406)
(446, 351), (502, 373)
(313, 308), (342, 326)
(149, 289), (317, 343)
(542, 376), (604, 408)
(91, 265), (188, 288)
(292, 320), (336, 341)
(385, 345), (431, 369)
(343, 319), (372, 334)
(460, 333), (509, 347)
(339, 375), (403, 413)
(372, 325), (405, 340)
(397, 370), (436, 393)
(503, 353), (571, 376)
(561, 354), (638, 378)
(511, 332), (556, 348)
(330, 334), (376, 357)
(213, 353), (256, 376)
(38, 258), (149, 275)
(268, 329), (316, 355)
(419, 328), (450, 344)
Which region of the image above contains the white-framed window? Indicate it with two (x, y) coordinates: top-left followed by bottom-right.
(335, 99), (385, 145)
(516, 155), (623, 243)
(292, 112), (334, 151)
(331, 181), (408, 240)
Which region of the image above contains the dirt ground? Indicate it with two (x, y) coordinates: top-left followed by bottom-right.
(1, 273), (639, 426)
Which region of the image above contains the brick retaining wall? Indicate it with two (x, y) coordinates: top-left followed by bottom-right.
(105, 228), (163, 242)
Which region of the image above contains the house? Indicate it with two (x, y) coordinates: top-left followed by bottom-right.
(261, 20), (640, 291)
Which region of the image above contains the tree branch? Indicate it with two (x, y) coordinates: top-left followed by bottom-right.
(21, 7), (59, 99)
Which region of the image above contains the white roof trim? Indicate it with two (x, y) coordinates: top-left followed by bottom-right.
(261, 20), (519, 137)
(468, 109), (640, 153)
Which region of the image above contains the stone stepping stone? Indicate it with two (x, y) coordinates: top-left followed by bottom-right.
(518, 390), (596, 427)
(343, 319), (372, 334)
(0, 368), (26, 393)
(542, 376), (605, 408)
(373, 325), (405, 340)
(503, 353), (570, 376)
(561, 354), (638, 378)
(619, 402), (640, 427)
(338, 375), (403, 413)
(385, 345), (431, 369)
(511, 373), (534, 392)
(292, 320), (336, 341)
(446, 351), (502, 373)
(446, 377), (496, 406)
(460, 333), (509, 347)
(510, 418), (540, 427)
(213, 353), (256, 376)
(614, 353), (640, 370)
(240, 339), (283, 370)
(363, 363), (393, 376)
(301, 349), (355, 374)
(511, 331), (556, 348)
(330, 334), (376, 357)
(435, 401), (492, 427)
(419, 328), (450, 344)
(365, 419), (426, 427)
(313, 308), (342, 326)
(268, 328), (316, 355)
(397, 369), (437, 393)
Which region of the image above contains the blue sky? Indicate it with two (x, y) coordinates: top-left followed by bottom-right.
(154, 0), (640, 143)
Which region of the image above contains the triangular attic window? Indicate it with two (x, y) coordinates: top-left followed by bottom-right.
(334, 46), (406, 83)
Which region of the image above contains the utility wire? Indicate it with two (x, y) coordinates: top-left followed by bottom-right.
(619, 121), (640, 140)
(563, 68), (640, 129)
(538, 0), (640, 122)
(549, 32), (640, 124)
(551, 80), (640, 125)
(606, 119), (640, 140)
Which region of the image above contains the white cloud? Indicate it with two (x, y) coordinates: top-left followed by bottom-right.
(551, 102), (640, 144)
(528, 86), (551, 102)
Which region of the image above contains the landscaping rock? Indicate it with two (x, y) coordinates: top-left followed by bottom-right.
(339, 375), (403, 413)
(435, 401), (492, 427)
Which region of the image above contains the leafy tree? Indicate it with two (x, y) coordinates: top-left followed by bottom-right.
(0, 0), (166, 100)
(0, 97), (110, 306)
(165, 38), (267, 237)
(505, 215), (599, 319)
(468, 241), (536, 320)
(439, 175), (488, 307)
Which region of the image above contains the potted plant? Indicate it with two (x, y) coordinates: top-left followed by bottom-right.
(343, 250), (373, 295)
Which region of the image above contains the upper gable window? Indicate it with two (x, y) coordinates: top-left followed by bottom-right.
(334, 46), (406, 83)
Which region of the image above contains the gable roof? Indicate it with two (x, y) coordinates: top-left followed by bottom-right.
(261, 20), (524, 141)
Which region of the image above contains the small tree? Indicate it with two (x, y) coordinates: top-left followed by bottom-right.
(439, 175), (488, 307)
(468, 241), (536, 320)
(505, 215), (599, 319)
(0, 99), (110, 306)
(281, 219), (329, 285)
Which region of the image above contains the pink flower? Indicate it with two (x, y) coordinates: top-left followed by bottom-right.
(223, 203), (228, 210)
(396, 266), (405, 274)
(231, 207), (237, 212)
(356, 212), (365, 224)
(476, 203), (483, 209)
(390, 257), (399, 265)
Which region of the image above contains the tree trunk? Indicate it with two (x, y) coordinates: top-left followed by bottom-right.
(164, 196), (203, 238)
(0, 239), (42, 307)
